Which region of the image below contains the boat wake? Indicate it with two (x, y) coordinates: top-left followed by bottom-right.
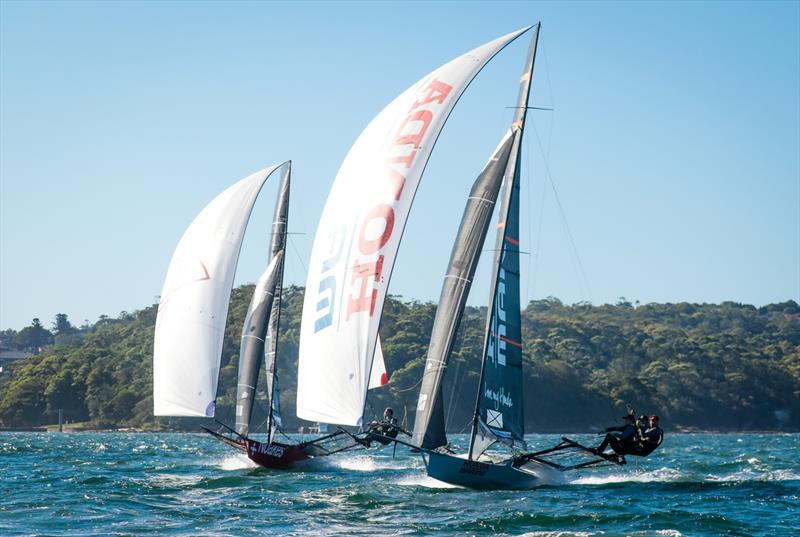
(216, 453), (257, 471)
(317, 454), (416, 472)
(569, 467), (684, 485)
(394, 473), (462, 489)
(567, 464), (799, 486)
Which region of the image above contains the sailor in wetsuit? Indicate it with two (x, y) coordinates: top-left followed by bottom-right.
(592, 412), (638, 457)
(362, 407), (400, 447)
(634, 415), (663, 456)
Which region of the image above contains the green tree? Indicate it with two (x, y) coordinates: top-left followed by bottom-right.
(14, 318), (53, 352)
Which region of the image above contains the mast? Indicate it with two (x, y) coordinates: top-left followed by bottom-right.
(264, 163), (290, 441)
(468, 23), (540, 460)
(234, 162), (290, 437)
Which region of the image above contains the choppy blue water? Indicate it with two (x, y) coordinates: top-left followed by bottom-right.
(1, 432), (797, 536)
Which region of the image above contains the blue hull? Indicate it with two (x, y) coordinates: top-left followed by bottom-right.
(422, 451), (555, 490)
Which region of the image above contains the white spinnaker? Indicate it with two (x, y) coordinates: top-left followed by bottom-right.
(153, 164), (284, 417)
(297, 28), (530, 426)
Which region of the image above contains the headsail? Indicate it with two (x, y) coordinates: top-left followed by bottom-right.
(153, 164), (284, 417)
(470, 23), (541, 458)
(235, 163), (290, 438)
(297, 27), (531, 426)
(411, 131), (516, 449)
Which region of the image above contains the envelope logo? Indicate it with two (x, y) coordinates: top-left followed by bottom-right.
(486, 409), (504, 429)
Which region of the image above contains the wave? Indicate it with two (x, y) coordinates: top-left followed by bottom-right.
(519, 531), (603, 537)
(148, 473), (204, 488)
(708, 468), (800, 483)
(517, 531), (686, 537)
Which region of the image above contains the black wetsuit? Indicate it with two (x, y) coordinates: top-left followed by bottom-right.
(630, 425), (663, 456)
(365, 418), (399, 446)
(597, 423), (638, 455)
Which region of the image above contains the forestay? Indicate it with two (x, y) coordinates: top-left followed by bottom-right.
(297, 27), (530, 426)
(153, 164), (284, 417)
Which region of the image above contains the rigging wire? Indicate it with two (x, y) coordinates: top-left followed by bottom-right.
(528, 43), (557, 304)
(391, 375), (423, 393)
(529, 119), (593, 302)
(287, 233), (309, 282)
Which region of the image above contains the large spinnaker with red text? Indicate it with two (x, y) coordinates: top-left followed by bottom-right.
(296, 27), (531, 426)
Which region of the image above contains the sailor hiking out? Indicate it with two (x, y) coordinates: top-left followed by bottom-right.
(592, 410), (664, 460)
(361, 408), (409, 447)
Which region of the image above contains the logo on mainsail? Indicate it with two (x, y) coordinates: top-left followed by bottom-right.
(486, 408), (504, 428)
(484, 386), (514, 409)
(488, 266), (508, 366)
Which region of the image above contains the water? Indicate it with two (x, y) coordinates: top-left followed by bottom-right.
(1, 433), (797, 536)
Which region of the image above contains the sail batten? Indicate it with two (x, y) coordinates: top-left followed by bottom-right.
(153, 164), (284, 418)
(297, 28), (531, 426)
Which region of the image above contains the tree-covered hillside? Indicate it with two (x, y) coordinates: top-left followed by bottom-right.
(1, 288), (798, 432)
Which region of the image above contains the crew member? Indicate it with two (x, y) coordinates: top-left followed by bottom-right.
(593, 412), (638, 457)
(635, 415), (663, 456)
(363, 407), (400, 447)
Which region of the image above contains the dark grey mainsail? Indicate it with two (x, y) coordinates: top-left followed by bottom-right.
(235, 253), (282, 436)
(411, 132), (516, 450)
(469, 24), (539, 459)
(264, 165), (290, 440)
(234, 163), (290, 437)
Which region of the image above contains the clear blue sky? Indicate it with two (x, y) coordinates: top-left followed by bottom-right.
(1, 1), (798, 331)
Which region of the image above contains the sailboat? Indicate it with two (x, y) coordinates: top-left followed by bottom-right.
(154, 162), (380, 469)
(408, 24), (627, 489)
(295, 26), (534, 436)
(293, 22), (620, 487)
(408, 24), (546, 488)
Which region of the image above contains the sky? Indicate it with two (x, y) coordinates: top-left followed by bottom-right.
(1, 1), (798, 331)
